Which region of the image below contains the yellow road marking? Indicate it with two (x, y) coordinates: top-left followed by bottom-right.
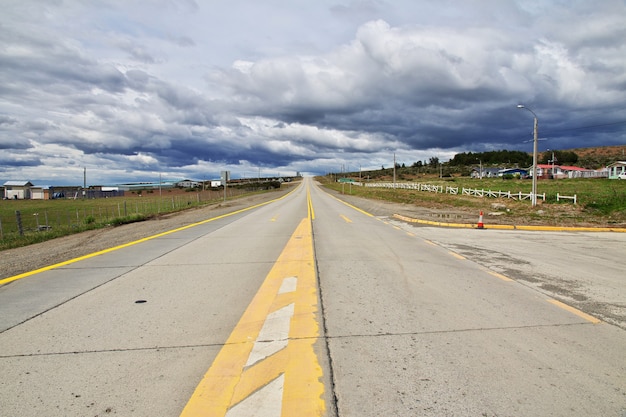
(324, 191), (374, 217)
(547, 299), (601, 324)
(340, 214), (352, 223)
(485, 270), (514, 282)
(0, 191), (295, 287)
(307, 187), (315, 220)
(449, 251), (466, 260)
(180, 217), (325, 416)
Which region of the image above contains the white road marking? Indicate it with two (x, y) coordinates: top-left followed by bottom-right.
(278, 276), (297, 294)
(225, 374), (285, 417)
(245, 302), (295, 367)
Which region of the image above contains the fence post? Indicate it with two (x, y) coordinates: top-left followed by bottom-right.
(15, 210), (23, 236)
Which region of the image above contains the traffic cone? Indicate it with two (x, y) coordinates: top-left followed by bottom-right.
(477, 211), (484, 229)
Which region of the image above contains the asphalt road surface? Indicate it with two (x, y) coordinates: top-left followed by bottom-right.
(1, 178), (625, 417)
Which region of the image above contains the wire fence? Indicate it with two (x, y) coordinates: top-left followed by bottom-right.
(0, 189), (245, 243)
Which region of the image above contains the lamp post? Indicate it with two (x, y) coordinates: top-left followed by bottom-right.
(517, 104), (538, 206)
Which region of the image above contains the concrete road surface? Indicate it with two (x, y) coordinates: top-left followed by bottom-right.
(1, 177), (625, 416)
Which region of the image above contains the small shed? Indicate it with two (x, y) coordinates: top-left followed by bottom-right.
(3, 180), (34, 199)
(30, 185), (52, 200)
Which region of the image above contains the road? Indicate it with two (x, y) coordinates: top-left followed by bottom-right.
(1, 178), (625, 416)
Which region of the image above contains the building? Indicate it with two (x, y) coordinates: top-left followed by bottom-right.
(30, 185), (52, 200)
(498, 168), (528, 178)
(3, 180), (34, 199)
(607, 161), (626, 179)
(470, 167), (501, 179)
(532, 164), (605, 179)
(176, 179), (202, 188)
(559, 165), (604, 179)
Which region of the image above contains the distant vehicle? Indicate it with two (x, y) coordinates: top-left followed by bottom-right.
(618, 173), (626, 179)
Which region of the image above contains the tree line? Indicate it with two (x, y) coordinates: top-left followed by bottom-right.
(337, 149), (588, 179)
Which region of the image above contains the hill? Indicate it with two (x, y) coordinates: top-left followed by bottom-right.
(565, 145), (626, 168)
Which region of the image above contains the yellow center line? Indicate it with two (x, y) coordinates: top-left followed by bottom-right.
(180, 195), (325, 416)
(307, 187), (315, 220)
(339, 214), (352, 223)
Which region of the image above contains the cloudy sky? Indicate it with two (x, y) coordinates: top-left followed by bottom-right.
(1, 0), (625, 185)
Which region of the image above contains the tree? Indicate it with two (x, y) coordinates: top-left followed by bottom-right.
(540, 150), (579, 165)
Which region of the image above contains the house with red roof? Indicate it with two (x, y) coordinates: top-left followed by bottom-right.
(534, 165), (605, 179)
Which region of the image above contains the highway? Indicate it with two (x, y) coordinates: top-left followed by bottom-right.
(1, 177), (625, 416)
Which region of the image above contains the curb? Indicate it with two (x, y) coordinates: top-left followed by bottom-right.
(393, 214), (626, 232)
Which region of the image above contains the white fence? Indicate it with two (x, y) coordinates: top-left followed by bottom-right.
(353, 181), (577, 204)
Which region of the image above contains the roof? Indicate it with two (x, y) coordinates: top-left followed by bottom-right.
(536, 164), (592, 171)
(499, 168), (528, 173)
(559, 165), (592, 171)
(3, 180), (34, 186)
(607, 161), (626, 167)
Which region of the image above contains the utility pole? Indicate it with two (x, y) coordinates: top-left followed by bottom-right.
(517, 104), (539, 206)
(393, 153), (396, 188)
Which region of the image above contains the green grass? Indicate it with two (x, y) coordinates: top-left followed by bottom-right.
(319, 176), (626, 224)
(0, 187), (279, 250)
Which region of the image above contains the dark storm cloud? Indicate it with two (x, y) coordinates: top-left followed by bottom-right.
(0, 1), (624, 184)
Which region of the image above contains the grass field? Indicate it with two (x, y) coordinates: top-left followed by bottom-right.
(0, 187), (258, 250)
(2, 177), (624, 249)
(320, 175), (626, 225)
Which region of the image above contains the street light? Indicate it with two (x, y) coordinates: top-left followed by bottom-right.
(517, 104), (539, 206)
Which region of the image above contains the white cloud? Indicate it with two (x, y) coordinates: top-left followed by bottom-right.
(1, 1), (625, 184)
